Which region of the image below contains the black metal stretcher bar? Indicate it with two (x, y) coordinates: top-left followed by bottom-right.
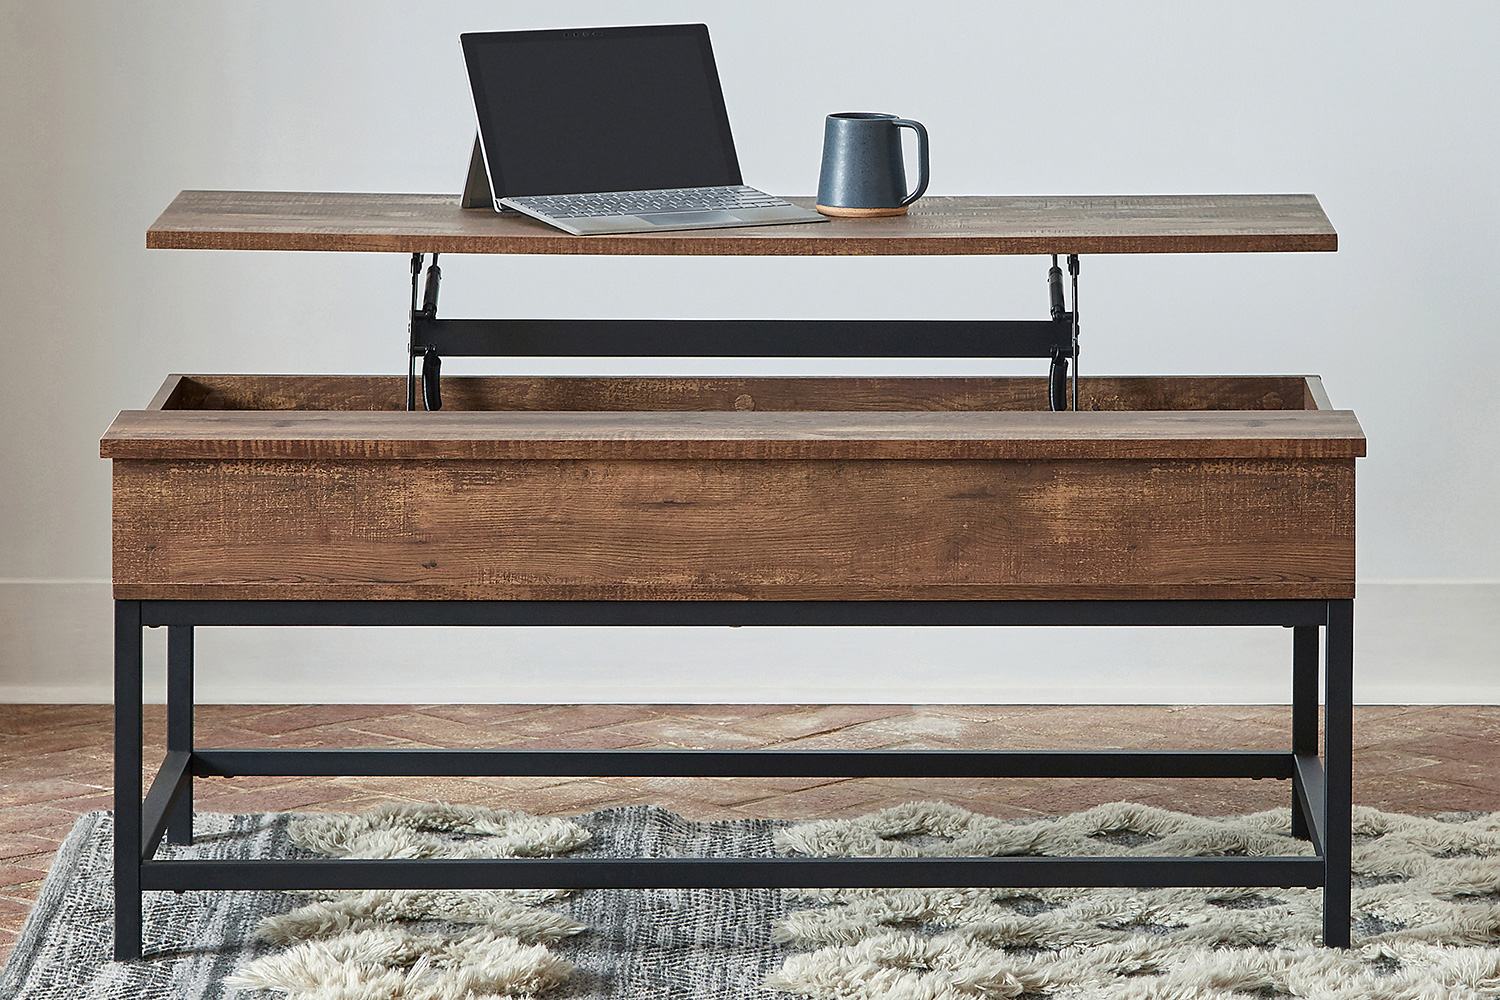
(137, 599), (1333, 629)
(134, 748), (1318, 860)
(186, 748), (1298, 780)
(114, 598), (1354, 958)
(139, 856), (1327, 894)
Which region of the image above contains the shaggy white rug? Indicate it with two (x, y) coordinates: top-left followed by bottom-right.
(769, 800), (1500, 1000)
(229, 802), (593, 1000)
(233, 800), (1500, 1000)
(7, 800), (1500, 1000)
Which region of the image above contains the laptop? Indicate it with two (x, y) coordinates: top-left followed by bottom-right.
(460, 24), (826, 236)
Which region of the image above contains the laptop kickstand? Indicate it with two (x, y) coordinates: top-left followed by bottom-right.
(407, 253), (443, 411)
(1046, 254), (1081, 411)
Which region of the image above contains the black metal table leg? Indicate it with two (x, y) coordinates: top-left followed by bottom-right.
(166, 626), (195, 845)
(1323, 599), (1354, 947)
(113, 600), (143, 962)
(1290, 625), (1320, 840)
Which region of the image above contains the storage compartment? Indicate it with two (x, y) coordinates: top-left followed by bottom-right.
(104, 375), (1363, 602)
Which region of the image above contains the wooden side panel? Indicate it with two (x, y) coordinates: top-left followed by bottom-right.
(161, 375), (1313, 414)
(1079, 377), (1305, 412)
(99, 408), (1368, 462)
(188, 376), (399, 412)
(112, 456), (1355, 601)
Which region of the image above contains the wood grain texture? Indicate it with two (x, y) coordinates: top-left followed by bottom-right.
(105, 374), (1362, 460)
(146, 191), (1338, 256)
(100, 408), (1366, 462)
(148, 375), (1315, 414)
(108, 374), (1360, 600)
(111, 457), (1356, 602)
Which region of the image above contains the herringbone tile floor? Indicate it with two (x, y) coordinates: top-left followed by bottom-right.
(2, 702), (1498, 964)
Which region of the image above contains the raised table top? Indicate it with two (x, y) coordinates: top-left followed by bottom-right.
(147, 191), (1338, 256)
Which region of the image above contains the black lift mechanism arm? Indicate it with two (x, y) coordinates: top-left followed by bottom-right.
(406, 253), (1083, 412)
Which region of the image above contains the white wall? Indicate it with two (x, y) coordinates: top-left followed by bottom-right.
(2, 1), (1497, 703)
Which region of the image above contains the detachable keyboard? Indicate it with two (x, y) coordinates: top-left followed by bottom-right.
(508, 185), (790, 219)
(499, 185), (825, 236)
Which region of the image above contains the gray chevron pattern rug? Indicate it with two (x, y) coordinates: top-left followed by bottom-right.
(5, 801), (1500, 999)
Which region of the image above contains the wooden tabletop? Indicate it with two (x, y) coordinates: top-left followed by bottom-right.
(147, 191), (1337, 256)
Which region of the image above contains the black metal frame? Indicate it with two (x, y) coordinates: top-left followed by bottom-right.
(114, 597), (1353, 959)
(405, 253), (1082, 413)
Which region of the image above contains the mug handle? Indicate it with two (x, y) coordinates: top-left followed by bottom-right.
(892, 118), (929, 208)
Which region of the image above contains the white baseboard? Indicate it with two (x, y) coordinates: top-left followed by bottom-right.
(1, 582), (1495, 704)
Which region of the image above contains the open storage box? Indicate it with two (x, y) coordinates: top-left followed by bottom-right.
(101, 374), (1364, 603)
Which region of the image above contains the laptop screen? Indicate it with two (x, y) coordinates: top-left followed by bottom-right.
(462, 24), (743, 198)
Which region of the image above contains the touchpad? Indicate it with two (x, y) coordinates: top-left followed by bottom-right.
(638, 211), (741, 226)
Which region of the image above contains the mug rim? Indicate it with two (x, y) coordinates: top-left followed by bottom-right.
(828, 111), (898, 120)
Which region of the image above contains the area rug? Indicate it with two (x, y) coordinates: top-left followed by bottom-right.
(5, 801), (1500, 1000)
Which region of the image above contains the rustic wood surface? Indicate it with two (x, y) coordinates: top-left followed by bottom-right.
(104, 374), (1362, 461)
(148, 374), (1321, 414)
(146, 191), (1338, 256)
(107, 374), (1360, 600)
(101, 408), (1365, 462)
(111, 457), (1355, 602)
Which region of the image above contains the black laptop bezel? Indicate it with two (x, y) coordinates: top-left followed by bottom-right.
(460, 23), (744, 201)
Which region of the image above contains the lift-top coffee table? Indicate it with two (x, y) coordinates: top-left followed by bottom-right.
(102, 192), (1362, 959)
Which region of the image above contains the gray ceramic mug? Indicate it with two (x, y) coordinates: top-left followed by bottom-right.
(816, 112), (930, 217)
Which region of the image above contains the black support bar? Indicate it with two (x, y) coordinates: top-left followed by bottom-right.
(401, 256), (1088, 412)
(408, 317), (1075, 360)
(113, 600), (143, 961)
(1290, 624), (1320, 841)
(1323, 599), (1355, 947)
(140, 751), (193, 861)
(1293, 753), (1327, 856)
(139, 599), (1332, 629)
(166, 626), (194, 844)
(141, 854), (1326, 893)
(193, 748), (1297, 781)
